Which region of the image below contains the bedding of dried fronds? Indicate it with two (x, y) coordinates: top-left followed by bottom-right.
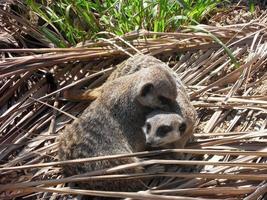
(1, 8), (267, 200)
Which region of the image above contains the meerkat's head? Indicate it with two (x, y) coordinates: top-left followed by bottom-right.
(142, 111), (187, 147)
(135, 66), (177, 110)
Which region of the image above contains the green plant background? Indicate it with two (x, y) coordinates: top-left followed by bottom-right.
(26, 0), (227, 47)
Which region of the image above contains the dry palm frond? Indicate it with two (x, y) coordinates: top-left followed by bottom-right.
(0, 9), (267, 200)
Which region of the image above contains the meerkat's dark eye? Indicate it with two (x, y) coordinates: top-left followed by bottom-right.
(179, 122), (187, 134)
(158, 96), (172, 106)
(156, 125), (173, 137)
(141, 83), (154, 97)
(146, 122), (151, 133)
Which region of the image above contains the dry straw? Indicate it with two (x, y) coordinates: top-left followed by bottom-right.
(1, 12), (267, 200)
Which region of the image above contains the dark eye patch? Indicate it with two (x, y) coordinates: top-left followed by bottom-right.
(141, 83), (154, 97)
(146, 122), (151, 133)
(158, 96), (171, 105)
(156, 125), (173, 137)
(179, 122), (187, 134)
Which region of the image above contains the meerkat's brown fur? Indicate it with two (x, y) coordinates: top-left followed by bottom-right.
(58, 65), (177, 193)
(63, 86), (102, 101)
(114, 54), (197, 149)
(64, 54), (197, 149)
(63, 54), (172, 101)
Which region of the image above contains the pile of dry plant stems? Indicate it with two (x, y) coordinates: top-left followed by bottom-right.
(1, 10), (267, 200)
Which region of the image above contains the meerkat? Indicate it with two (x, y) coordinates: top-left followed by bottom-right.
(58, 65), (178, 194)
(64, 54), (197, 149)
(142, 111), (187, 149)
(141, 110), (192, 164)
(63, 54), (173, 101)
(110, 54), (197, 149)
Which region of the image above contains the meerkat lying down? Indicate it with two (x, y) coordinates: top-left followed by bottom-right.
(58, 55), (196, 199)
(64, 54), (196, 149)
(58, 65), (178, 196)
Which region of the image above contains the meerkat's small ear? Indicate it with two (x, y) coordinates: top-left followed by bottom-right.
(136, 82), (157, 106)
(137, 82), (172, 109)
(140, 83), (154, 97)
